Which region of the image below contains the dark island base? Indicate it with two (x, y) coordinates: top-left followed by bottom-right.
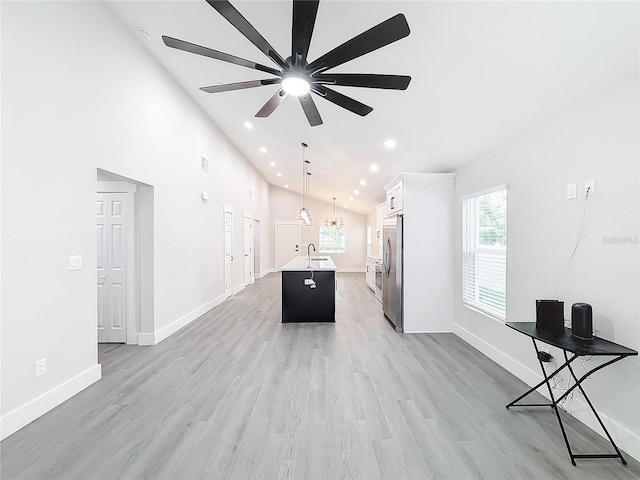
(282, 270), (336, 323)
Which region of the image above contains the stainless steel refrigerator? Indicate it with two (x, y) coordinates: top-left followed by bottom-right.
(382, 214), (403, 332)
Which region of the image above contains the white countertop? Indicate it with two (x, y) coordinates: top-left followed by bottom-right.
(281, 255), (337, 271)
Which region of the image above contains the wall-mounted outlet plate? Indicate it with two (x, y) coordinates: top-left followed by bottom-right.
(585, 179), (596, 196)
(35, 358), (47, 377)
(567, 183), (577, 200)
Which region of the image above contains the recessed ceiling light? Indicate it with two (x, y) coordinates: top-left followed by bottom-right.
(344, 204), (348, 208)
(270, 162), (275, 167)
(259, 146), (267, 153)
(370, 164), (379, 172)
(285, 184), (289, 189)
(384, 139), (396, 149)
(359, 180), (366, 186)
(244, 121), (253, 129)
(348, 196), (354, 201)
(353, 190), (359, 195)
(138, 29), (153, 41)
(277, 172), (282, 177)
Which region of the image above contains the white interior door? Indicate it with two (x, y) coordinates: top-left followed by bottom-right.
(97, 192), (127, 343)
(275, 222), (301, 270)
(253, 219), (260, 279)
(243, 215), (253, 285)
(224, 207), (233, 298)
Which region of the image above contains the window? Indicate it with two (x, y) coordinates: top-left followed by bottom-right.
(462, 185), (508, 320)
(319, 226), (346, 254)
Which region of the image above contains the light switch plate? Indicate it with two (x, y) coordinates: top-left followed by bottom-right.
(68, 256), (82, 270)
(567, 183), (577, 200)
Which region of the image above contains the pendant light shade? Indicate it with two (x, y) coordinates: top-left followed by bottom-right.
(298, 143), (312, 226)
(325, 197), (344, 228)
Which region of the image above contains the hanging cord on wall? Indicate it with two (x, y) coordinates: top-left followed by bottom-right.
(556, 188), (593, 301)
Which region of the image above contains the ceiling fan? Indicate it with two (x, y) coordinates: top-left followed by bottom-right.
(162, 0), (411, 127)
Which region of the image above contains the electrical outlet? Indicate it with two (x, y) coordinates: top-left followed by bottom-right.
(585, 179), (596, 196)
(35, 358), (47, 377)
(304, 279), (315, 286)
(566, 183), (577, 200)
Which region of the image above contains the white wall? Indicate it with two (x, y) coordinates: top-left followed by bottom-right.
(1, 1), (270, 438)
(453, 77), (639, 459)
(269, 185), (367, 270)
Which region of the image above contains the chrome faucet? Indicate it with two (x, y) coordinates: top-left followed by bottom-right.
(307, 243), (316, 262)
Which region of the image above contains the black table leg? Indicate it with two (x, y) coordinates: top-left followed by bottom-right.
(563, 351), (628, 465)
(507, 340), (630, 466)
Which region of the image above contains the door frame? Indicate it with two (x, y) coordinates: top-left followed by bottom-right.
(243, 211), (255, 285)
(223, 204), (234, 299)
(253, 218), (261, 279)
(274, 221), (301, 271)
(97, 181), (137, 344)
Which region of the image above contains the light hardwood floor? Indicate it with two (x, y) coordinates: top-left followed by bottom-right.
(2, 273), (639, 479)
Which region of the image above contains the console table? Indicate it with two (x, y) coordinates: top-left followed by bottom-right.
(505, 322), (637, 466)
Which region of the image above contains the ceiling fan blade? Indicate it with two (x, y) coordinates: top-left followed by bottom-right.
(298, 94), (323, 126)
(256, 89), (288, 117)
(292, 0), (319, 67)
(162, 36), (282, 76)
(306, 14), (410, 74)
(200, 78), (281, 93)
(312, 85), (373, 117)
(206, 0), (288, 70)
(312, 73), (411, 90)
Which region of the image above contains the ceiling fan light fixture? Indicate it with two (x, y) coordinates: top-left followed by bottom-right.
(282, 76), (310, 96)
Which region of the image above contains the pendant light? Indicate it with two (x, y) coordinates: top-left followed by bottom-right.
(298, 143), (312, 226)
(325, 197), (344, 228)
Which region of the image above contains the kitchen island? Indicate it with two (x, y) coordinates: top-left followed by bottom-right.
(281, 256), (337, 323)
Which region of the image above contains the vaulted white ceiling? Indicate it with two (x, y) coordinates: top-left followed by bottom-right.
(106, 1), (638, 215)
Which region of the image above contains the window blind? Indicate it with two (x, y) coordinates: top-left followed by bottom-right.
(462, 187), (508, 320)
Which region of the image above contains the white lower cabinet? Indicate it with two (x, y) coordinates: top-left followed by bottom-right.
(365, 258), (375, 291)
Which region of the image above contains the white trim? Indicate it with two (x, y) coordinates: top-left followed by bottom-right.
(97, 181), (137, 345)
(223, 205), (234, 299)
(138, 294), (226, 345)
(0, 365), (102, 440)
(233, 283), (246, 295)
(459, 183), (510, 202)
(453, 323), (640, 462)
(463, 304), (505, 324)
(243, 211), (255, 285)
(256, 269), (275, 279)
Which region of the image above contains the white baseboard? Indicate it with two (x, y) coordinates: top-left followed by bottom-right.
(453, 323), (640, 462)
(0, 364), (102, 440)
(338, 268), (366, 273)
(256, 269), (275, 279)
(139, 294), (226, 345)
(233, 284), (245, 295)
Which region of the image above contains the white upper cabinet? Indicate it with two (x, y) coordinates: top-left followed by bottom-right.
(385, 181), (404, 216)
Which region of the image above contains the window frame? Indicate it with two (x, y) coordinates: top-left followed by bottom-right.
(318, 225), (347, 254)
(461, 184), (508, 321)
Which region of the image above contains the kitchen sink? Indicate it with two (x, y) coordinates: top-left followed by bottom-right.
(310, 257), (328, 261)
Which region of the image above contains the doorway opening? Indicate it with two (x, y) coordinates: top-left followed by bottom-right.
(224, 205), (234, 298)
(97, 169), (154, 345)
(274, 221), (301, 270)
(253, 219), (261, 279)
